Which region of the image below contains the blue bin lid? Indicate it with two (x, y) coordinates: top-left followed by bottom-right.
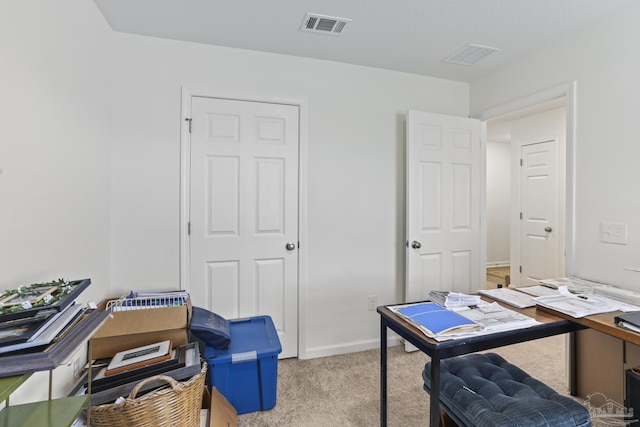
(204, 315), (282, 361)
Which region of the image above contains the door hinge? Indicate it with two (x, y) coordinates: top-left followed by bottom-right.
(519, 266), (522, 273)
(520, 158), (523, 166)
(185, 118), (192, 133)
(520, 212), (522, 220)
(188, 221), (191, 235)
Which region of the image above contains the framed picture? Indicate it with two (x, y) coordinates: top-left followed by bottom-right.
(0, 319), (46, 347)
(0, 285), (60, 307)
(0, 308), (109, 378)
(106, 340), (172, 376)
(0, 308), (57, 346)
(0, 324), (35, 344)
(0, 278), (91, 324)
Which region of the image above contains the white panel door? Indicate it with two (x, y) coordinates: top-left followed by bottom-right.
(189, 97), (299, 358)
(519, 139), (560, 285)
(406, 111), (482, 304)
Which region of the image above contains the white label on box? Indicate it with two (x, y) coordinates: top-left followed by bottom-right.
(232, 351), (257, 363)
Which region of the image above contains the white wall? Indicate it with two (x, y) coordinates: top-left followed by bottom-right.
(471, 4), (640, 287)
(0, 2), (112, 306)
(486, 141), (511, 265)
(0, 0), (112, 403)
(108, 34), (470, 357)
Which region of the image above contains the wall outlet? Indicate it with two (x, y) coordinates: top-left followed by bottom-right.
(368, 295), (377, 311)
(602, 223), (628, 244)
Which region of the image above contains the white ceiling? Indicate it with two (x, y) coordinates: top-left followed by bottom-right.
(92, 0), (637, 82)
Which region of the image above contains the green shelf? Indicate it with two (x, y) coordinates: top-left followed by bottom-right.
(0, 395), (88, 427)
(0, 375), (32, 404)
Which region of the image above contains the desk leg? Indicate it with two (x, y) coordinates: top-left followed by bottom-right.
(380, 318), (388, 427)
(569, 331), (577, 396)
(430, 355), (441, 427)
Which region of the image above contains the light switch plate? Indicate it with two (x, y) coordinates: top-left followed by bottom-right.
(602, 223), (627, 244)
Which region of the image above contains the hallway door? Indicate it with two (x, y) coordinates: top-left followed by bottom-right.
(519, 139), (561, 285)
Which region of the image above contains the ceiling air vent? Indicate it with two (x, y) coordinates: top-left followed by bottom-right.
(301, 13), (351, 36)
(443, 44), (501, 66)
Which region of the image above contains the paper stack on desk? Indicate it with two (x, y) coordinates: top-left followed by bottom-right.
(538, 277), (609, 293)
(390, 301), (539, 341)
(532, 286), (619, 318)
(478, 288), (536, 308)
(428, 291), (482, 308)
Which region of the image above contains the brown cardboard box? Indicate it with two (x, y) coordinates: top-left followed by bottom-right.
(202, 386), (237, 427)
(90, 295), (192, 359)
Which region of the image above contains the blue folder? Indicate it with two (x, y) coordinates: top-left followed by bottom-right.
(395, 302), (479, 335)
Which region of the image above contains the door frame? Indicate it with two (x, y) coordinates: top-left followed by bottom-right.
(179, 87), (309, 357)
(477, 81), (577, 278)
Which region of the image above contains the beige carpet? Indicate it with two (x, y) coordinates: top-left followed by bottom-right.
(238, 334), (573, 426)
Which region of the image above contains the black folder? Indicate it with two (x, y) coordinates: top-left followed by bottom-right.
(615, 311), (640, 333)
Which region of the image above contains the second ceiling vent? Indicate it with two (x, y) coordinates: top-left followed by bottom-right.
(301, 13), (351, 36)
(443, 44), (501, 66)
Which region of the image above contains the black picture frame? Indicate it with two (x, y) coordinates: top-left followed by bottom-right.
(0, 309), (109, 378)
(0, 317), (49, 346)
(0, 278), (91, 324)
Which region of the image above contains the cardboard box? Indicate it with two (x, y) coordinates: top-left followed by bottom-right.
(90, 295), (192, 359)
(201, 386), (238, 427)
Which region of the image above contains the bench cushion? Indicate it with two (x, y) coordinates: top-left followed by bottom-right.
(423, 353), (591, 427)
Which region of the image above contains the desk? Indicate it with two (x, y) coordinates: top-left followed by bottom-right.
(538, 306), (640, 346)
(378, 303), (586, 427)
(537, 306), (640, 404)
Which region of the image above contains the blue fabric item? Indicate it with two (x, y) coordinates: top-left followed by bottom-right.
(423, 353), (591, 427)
(189, 306), (231, 349)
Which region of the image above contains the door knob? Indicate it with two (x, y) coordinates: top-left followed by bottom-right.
(411, 240), (422, 249)
(285, 242), (296, 251)
(545, 227), (553, 233)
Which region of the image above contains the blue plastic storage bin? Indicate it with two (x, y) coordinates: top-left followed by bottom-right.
(203, 315), (282, 414)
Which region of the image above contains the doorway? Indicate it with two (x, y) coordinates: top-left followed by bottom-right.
(481, 83), (576, 286)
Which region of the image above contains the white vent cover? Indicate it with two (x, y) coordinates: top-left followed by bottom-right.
(301, 13), (351, 35)
(443, 44), (501, 65)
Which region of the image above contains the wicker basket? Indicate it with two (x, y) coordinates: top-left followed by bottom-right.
(88, 363), (207, 427)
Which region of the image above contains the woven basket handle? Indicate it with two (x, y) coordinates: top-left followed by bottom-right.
(128, 375), (180, 399)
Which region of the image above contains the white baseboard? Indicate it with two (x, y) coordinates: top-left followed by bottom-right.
(299, 335), (400, 360)
(486, 262), (510, 268)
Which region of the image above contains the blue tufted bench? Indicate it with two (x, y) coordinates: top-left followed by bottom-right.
(423, 353), (591, 427)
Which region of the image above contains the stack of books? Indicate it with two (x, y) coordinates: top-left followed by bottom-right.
(0, 278), (92, 356)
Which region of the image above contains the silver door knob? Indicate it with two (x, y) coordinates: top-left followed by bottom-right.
(411, 241), (421, 249)
(285, 242), (296, 251)
(545, 227), (553, 233)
